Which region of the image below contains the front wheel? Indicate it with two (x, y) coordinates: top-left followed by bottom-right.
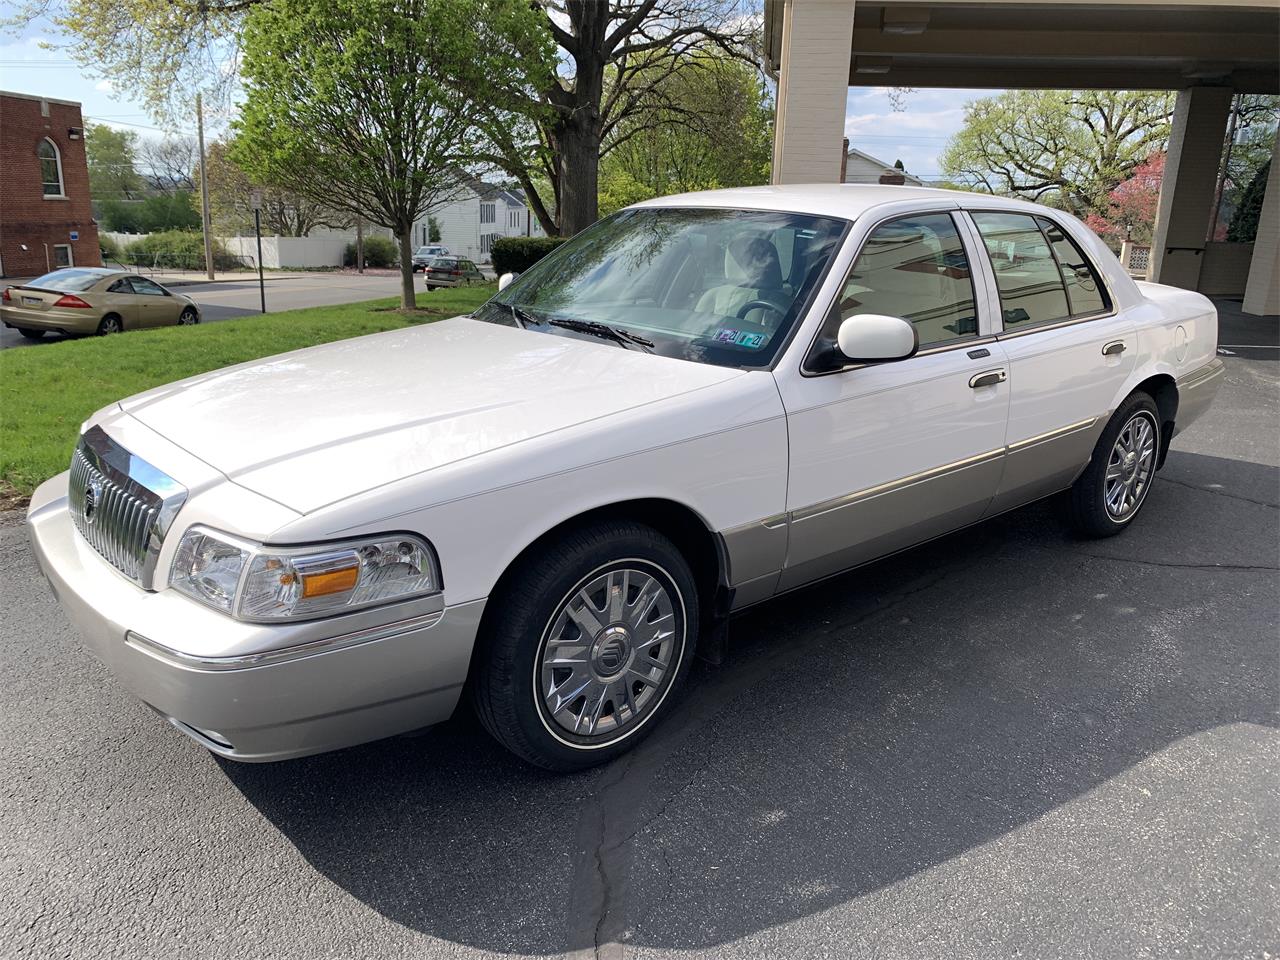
(472, 521), (699, 771)
(178, 307), (199, 325)
(1068, 393), (1161, 538)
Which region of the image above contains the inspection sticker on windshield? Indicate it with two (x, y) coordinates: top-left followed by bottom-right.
(713, 328), (767, 348)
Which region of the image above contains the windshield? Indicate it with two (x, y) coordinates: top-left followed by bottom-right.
(474, 207), (847, 369)
(27, 269), (110, 292)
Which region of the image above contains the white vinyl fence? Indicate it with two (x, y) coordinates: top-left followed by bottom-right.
(220, 236), (350, 269)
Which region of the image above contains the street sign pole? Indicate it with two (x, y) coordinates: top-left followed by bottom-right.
(250, 189), (266, 314)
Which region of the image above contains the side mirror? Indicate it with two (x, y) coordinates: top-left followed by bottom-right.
(497, 272), (519, 292)
(836, 313), (918, 363)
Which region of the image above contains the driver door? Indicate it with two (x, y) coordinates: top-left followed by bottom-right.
(774, 211), (1011, 590)
(127, 276), (181, 327)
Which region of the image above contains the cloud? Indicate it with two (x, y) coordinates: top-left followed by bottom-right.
(94, 78), (114, 93)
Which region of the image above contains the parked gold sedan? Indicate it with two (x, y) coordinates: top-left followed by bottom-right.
(1, 268), (201, 340)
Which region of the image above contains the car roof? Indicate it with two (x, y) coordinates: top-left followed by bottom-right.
(629, 183), (1049, 220)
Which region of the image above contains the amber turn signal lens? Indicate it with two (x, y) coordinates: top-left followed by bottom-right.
(299, 565), (360, 598)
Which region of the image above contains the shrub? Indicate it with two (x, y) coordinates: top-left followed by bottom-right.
(491, 236), (567, 275)
(122, 230), (239, 271)
(98, 234), (125, 266)
(343, 235), (398, 268)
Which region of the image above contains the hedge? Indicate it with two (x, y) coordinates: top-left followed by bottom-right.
(343, 235), (399, 269)
(120, 230), (240, 271)
(491, 236), (567, 275)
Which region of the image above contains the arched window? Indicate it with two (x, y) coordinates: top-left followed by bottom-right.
(38, 138), (65, 197)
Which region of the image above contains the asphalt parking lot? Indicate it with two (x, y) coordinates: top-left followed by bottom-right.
(1, 355), (1276, 959)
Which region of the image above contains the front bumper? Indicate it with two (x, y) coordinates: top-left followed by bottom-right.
(27, 474), (484, 762)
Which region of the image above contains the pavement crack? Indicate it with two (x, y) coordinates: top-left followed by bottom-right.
(1076, 553), (1278, 572)
(1156, 474), (1279, 509)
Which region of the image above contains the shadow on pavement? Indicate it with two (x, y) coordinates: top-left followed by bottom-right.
(222, 450), (1278, 954)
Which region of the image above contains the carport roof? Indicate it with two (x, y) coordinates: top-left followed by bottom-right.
(763, 0), (1280, 93)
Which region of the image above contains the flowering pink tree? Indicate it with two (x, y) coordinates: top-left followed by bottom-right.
(1085, 152), (1165, 247)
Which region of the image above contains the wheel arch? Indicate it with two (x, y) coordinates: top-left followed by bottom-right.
(475, 497), (730, 655)
(1131, 373), (1179, 468)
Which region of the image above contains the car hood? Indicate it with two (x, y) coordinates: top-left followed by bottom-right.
(119, 316), (741, 513)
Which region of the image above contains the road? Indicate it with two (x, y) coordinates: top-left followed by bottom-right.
(0, 271), (433, 350)
(1, 358), (1277, 959)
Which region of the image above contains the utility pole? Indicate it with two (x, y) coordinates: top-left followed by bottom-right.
(195, 92), (215, 280)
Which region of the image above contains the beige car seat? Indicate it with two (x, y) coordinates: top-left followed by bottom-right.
(695, 237), (790, 326)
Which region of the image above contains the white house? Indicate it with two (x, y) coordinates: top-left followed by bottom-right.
(841, 145), (924, 187)
(413, 179), (544, 264)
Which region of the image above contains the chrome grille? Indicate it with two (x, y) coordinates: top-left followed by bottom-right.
(68, 427), (188, 586)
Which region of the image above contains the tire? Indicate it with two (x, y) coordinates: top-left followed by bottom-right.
(96, 314), (122, 336)
(178, 307), (199, 325)
(17, 328), (45, 341)
(472, 520), (699, 771)
(1068, 392), (1161, 538)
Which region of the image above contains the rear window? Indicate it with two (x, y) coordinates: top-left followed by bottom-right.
(429, 258), (457, 268)
(27, 269), (108, 292)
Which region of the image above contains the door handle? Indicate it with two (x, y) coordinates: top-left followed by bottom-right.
(1102, 340), (1126, 356)
(969, 369), (1007, 389)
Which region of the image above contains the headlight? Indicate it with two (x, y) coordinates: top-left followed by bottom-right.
(169, 527), (441, 622)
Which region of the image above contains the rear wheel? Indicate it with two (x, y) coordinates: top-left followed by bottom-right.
(17, 328), (45, 341)
(472, 520), (699, 771)
(96, 314), (122, 336)
(1069, 393), (1161, 538)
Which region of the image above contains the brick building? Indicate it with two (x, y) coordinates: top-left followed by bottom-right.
(0, 91), (102, 277)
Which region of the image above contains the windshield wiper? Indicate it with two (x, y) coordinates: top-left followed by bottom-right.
(544, 317), (654, 351)
(506, 302), (542, 328)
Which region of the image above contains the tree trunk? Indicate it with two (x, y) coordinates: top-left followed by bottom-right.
(556, 118), (602, 235)
(396, 230), (415, 310)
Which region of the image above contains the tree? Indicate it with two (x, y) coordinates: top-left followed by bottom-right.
(138, 137), (199, 192)
(941, 90), (1175, 218)
(99, 192), (202, 233)
(233, 0), (533, 309)
(85, 123), (143, 201)
(428, 218), (442, 244)
(469, 1), (756, 235)
(1084, 151), (1164, 246)
(1228, 159), (1271, 242)
(200, 140), (348, 237)
(597, 50), (772, 215)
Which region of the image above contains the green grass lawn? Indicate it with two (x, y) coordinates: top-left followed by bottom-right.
(0, 284), (494, 504)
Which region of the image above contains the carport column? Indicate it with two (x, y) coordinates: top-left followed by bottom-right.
(1242, 133), (1280, 316)
(770, 0), (857, 184)
(1149, 86), (1233, 290)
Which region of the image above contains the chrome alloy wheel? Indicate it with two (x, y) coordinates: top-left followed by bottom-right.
(1104, 411), (1157, 521)
(536, 562), (684, 745)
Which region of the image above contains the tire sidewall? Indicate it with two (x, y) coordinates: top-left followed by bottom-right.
(479, 523), (699, 770)
(1094, 397), (1161, 529)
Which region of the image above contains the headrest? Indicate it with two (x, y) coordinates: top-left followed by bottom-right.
(725, 236), (783, 288)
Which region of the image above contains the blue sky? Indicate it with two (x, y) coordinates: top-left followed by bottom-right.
(2, 17), (996, 181)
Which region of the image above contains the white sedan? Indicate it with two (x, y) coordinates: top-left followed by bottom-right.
(28, 185), (1223, 770)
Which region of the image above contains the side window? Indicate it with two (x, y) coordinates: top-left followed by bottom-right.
(1036, 216), (1110, 317)
(106, 279), (131, 293)
(970, 212), (1070, 328)
(128, 276), (168, 296)
(824, 213), (978, 349)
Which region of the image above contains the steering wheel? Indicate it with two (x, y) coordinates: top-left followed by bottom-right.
(735, 299), (785, 325)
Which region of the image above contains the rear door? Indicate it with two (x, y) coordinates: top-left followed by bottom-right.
(127, 276), (181, 327)
(964, 210), (1136, 514)
(462, 260), (485, 285)
(774, 209), (1012, 590)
